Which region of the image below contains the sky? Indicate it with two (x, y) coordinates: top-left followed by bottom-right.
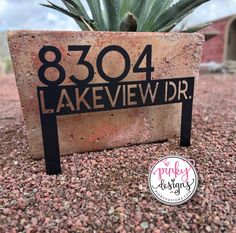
(1, 0), (236, 31)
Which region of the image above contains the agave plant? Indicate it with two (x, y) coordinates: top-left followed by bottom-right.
(41, 0), (211, 32)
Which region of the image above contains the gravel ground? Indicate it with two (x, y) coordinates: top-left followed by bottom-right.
(0, 74), (235, 233)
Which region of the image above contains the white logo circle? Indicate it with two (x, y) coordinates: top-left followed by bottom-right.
(148, 156), (198, 205)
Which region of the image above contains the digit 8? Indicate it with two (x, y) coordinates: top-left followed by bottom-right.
(38, 46), (66, 86)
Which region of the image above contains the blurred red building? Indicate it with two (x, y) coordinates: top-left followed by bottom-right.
(202, 15), (236, 64)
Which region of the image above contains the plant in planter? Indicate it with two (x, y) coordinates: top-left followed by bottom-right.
(41, 0), (210, 32)
(8, 0), (209, 174)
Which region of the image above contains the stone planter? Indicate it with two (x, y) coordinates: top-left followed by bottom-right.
(8, 31), (204, 174)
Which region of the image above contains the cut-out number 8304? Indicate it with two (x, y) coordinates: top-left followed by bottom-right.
(38, 45), (154, 86)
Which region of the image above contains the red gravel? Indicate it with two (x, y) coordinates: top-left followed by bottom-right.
(0, 74), (235, 232)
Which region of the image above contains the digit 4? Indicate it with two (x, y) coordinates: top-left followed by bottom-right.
(133, 45), (154, 81)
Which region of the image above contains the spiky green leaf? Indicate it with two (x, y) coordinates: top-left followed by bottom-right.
(139, 0), (170, 31)
(62, 0), (90, 30)
(118, 0), (132, 18)
(158, 0), (175, 15)
(152, 0), (210, 32)
(137, 0), (155, 31)
(130, 0), (148, 21)
(40, 1), (95, 31)
(41, 0), (211, 32)
(183, 22), (212, 33)
(86, 0), (107, 31)
(63, 0), (90, 19)
(102, 0), (119, 31)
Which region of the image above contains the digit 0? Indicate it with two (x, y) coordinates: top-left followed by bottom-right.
(97, 45), (130, 83)
(38, 46), (66, 86)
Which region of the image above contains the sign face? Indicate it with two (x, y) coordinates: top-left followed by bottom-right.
(148, 156), (198, 205)
(8, 31), (204, 174)
(37, 44), (194, 174)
